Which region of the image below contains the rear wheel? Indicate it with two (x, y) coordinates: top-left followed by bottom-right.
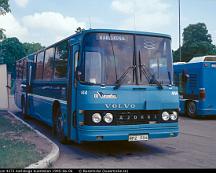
(53, 106), (67, 144)
(21, 98), (28, 119)
(186, 101), (197, 118)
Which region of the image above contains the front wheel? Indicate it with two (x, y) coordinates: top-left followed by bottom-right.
(53, 107), (67, 144)
(186, 101), (197, 118)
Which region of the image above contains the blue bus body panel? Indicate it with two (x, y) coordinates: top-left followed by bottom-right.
(200, 63), (216, 115)
(75, 84), (179, 142)
(174, 62), (216, 117)
(78, 123), (179, 142)
(77, 85), (179, 111)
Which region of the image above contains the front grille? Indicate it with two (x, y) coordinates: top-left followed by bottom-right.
(114, 111), (161, 125)
(84, 110), (177, 126)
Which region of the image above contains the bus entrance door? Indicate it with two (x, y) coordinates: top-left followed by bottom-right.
(67, 44), (80, 141)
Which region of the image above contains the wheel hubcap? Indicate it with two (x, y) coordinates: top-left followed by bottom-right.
(56, 116), (63, 134)
(188, 102), (196, 114)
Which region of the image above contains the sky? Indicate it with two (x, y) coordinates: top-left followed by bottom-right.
(0, 0), (216, 50)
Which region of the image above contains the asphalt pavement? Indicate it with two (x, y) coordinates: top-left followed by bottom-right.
(9, 97), (216, 169)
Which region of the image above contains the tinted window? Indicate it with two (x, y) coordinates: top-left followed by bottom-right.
(16, 61), (22, 79)
(54, 41), (68, 79)
(205, 56), (216, 62)
(22, 59), (27, 80)
(44, 48), (55, 80)
(36, 51), (45, 80)
(75, 51), (79, 71)
(136, 35), (172, 85)
(33, 55), (37, 63)
(82, 33), (134, 85)
(85, 52), (102, 84)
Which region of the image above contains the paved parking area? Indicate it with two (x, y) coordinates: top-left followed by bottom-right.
(9, 98), (216, 168)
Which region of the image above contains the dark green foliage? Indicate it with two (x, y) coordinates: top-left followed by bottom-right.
(0, 0), (10, 39)
(0, 37), (43, 78)
(0, 28), (6, 40)
(23, 42), (44, 55)
(0, 0), (10, 15)
(0, 37), (25, 77)
(173, 23), (216, 62)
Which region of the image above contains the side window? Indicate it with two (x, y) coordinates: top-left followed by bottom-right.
(74, 51), (79, 71)
(85, 52), (102, 84)
(33, 55), (37, 63)
(23, 59), (27, 80)
(54, 41), (68, 80)
(44, 48), (55, 80)
(36, 51), (45, 80)
(20, 60), (24, 79)
(16, 62), (20, 79)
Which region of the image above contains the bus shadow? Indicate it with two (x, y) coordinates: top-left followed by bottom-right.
(195, 116), (216, 121)
(180, 114), (216, 121)
(15, 111), (175, 159)
(68, 141), (172, 159)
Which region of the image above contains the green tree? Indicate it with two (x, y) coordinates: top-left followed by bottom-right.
(174, 23), (216, 62)
(0, 37), (25, 77)
(0, 0), (10, 15)
(23, 42), (44, 55)
(0, 0), (10, 39)
(0, 28), (6, 40)
(0, 37), (43, 77)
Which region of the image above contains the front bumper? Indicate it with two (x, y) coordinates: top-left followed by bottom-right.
(78, 123), (179, 143)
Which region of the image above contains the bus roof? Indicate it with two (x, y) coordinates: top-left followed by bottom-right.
(82, 29), (171, 39)
(23, 28), (172, 58)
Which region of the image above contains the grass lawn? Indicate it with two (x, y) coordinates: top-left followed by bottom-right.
(0, 114), (44, 168)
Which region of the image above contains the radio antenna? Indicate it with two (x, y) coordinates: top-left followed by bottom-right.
(133, 1), (136, 31)
(88, 16), (92, 29)
(178, 0), (182, 62)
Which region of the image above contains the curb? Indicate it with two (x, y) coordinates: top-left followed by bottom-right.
(7, 111), (60, 169)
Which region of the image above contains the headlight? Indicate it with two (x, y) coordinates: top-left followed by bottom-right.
(92, 113), (102, 124)
(104, 113), (113, 124)
(170, 111), (178, 121)
(162, 112), (170, 121)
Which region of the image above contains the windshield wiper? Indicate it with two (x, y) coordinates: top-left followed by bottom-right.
(114, 65), (136, 90)
(138, 51), (163, 90)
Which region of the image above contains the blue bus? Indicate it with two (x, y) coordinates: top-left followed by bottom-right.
(15, 29), (179, 144)
(174, 56), (216, 118)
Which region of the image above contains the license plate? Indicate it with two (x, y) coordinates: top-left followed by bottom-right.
(129, 134), (149, 142)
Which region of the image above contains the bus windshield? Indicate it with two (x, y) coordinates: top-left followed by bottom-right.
(80, 33), (173, 86)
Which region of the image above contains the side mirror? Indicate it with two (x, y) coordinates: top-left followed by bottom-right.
(182, 73), (189, 83)
(75, 65), (82, 81)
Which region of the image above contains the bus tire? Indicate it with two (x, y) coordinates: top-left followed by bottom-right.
(21, 97), (28, 119)
(186, 101), (197, 118)
(53, 106), (67, 144)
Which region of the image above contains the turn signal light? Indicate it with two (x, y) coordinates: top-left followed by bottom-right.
(199, 88), (206, 101)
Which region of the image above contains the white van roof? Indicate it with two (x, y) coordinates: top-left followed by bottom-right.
(189, 55), (216, 63)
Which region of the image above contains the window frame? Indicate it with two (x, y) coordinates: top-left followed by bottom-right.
(53, 40), (69, 81)
(43, 47), (55, 81)
(35, 51), (45, 80)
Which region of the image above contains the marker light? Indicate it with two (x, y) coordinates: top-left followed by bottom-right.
(162, 112), (170, 121)
(170, 111), (178, 121)
(104, 113), (113, 124)
(199, 88), (206, 101)
(92, 113), (102, 124)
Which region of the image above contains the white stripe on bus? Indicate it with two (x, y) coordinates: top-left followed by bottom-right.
(28, 93), (67, 105)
